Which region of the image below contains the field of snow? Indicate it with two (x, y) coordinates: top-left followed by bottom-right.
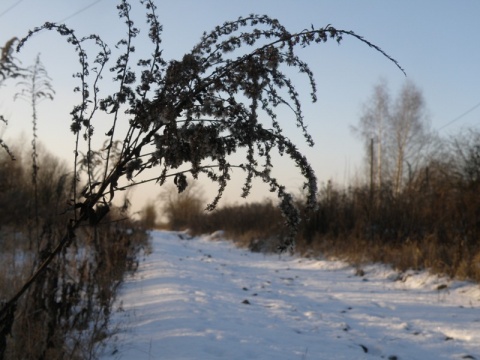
(100, 230), (480, 360)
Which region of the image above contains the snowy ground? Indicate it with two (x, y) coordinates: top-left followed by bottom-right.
(100, 230), (480, 360)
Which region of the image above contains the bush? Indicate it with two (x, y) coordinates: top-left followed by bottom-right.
(177, 136), (480, 282)
(184, 199), (287, 252)
(159, 182), (206, 231)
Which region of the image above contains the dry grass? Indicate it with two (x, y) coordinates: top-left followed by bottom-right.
(0, 147), (150, 359)
(0, 217), (149, 360)
(176, 168), (480, 284)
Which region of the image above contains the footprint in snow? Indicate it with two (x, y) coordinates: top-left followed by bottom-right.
(358, 344), (368, 353)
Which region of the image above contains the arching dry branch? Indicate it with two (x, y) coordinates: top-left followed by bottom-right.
(0, 1), (403, 350)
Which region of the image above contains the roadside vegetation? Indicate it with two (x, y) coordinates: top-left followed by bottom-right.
(163, 138), (480, 283)
(0, 145), (149, 359)
(0, 37), (149, 359)
(160, 82), (480, 283)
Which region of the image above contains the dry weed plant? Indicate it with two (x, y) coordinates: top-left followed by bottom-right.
(0, 0), (403, 357)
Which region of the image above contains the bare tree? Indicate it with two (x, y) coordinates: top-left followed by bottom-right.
(140, 200), (158, 229)
(354, 79), (430, 193)
(388, 80), (430, 193)
(449, 128), (480, 185)
(352, 78), (390, 188)
(158, 180), (206, 230)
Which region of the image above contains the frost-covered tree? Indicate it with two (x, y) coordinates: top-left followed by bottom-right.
(0, 0), (403, 343)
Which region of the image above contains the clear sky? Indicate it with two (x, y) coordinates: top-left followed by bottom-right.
(1, 0), (480, 213)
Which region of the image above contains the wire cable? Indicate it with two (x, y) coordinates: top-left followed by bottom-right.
(57, 0), (105, 23)
(0, 0), (26, 19)
(438, 100), (480, 131)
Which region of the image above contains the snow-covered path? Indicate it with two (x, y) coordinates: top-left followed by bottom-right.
(101, 230), (480, 360)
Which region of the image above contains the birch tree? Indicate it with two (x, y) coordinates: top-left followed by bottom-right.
(389, 80), (430, 193)
(355, 79), (430, 193)
(352, 79), (390, 188)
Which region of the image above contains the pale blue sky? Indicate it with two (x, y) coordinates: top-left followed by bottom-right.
(1, 0), (479, 211)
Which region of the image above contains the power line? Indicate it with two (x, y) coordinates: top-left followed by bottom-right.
(57, 0), (105, 23)
(0, 0), (26, 19)
(438, 100), (480, 131)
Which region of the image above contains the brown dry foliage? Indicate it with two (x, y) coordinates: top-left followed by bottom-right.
(179, 130), (480, 282)
(0, 146), (149, 359)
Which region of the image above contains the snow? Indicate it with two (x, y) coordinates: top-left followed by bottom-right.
(100, 230), (480, 360)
